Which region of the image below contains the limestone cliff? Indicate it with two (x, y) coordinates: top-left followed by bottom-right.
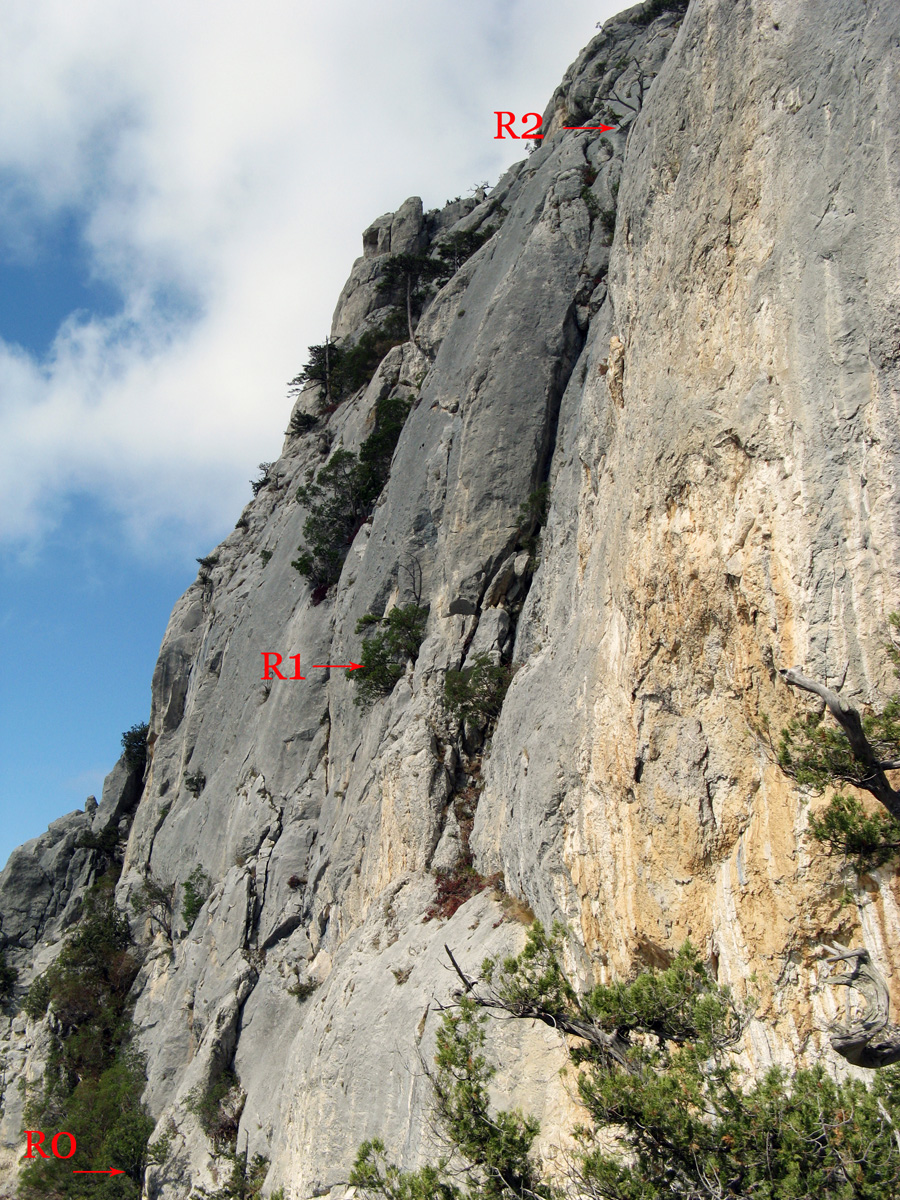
(3, 0), (900, 1195)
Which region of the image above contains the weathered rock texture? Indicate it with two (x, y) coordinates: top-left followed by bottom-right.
(3, 0), (900, 1195)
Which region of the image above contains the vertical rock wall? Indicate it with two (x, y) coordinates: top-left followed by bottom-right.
(476, 0), (900, 1063)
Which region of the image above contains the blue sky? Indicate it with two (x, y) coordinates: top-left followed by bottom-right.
(0, 0), (622, 869)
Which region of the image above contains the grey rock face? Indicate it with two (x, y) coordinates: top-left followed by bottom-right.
(4, 0), (900, 1195)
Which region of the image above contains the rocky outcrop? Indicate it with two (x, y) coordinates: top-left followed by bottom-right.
(0, 755), (142, 1187)
(3, 0), (900, 1196)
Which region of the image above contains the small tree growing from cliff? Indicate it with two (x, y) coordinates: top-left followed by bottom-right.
(350, 603), (429, 706)
(377, 253), (445, 343)
(443, 653), (513, 726)
(287, 317), (407, 412)
(182, 866), (212, 929)
(776, 615), (900, 868)
(131, 872), (176, 940)
(121, 721), (149, 775)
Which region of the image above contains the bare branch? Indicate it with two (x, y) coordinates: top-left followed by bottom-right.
(822, 945), (900, 1069)
(444, 944), (475, 994)
(400, 556), (424, 607)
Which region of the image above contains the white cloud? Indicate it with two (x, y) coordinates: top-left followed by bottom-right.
(0, 0), (623, 556)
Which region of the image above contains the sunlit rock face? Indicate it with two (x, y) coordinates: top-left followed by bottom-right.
(3, 0), (900, 1195)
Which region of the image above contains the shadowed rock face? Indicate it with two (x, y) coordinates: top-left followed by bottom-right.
(3, 0), (900, 1195)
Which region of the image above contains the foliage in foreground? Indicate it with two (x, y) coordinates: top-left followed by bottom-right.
(350, 603), (429, 705)
(292, 394), (412, 596)
(807, 792), (900, 869)
(351, 922), (900, 1200)
(19, 877), (153, 1199)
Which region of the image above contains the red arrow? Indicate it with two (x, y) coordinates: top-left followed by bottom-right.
(73, 1169), (125, 1175)
(563, 123), (617, 131)
(311, 663), (364, 670)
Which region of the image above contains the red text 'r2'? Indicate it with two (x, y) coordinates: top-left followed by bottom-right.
(494, 112), (543, 139)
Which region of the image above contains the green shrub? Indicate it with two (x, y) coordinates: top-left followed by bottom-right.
(182, 867), (212, 929)
(350, 603), (429, 706)
(131, 873), (176, 940)
(351, 998), (545, 1199)
(807, 792), (900, 869)
(21, 1050), (154, 1199)
(581, 185), (601, 218)
(23, 972), (51, 1020)
(433, 225), (496, 276)
(186, 1070), (245, 1151)
(287, 410), (318, 436)
(287, 978), (318, 1003)
(185, 771), (206, 796)
(517, 483), (549, 551)
(121, 721), (149, 774)
(292, 395), (413, 598)
(377, 253), (447, 342)
(259, 549), (273, 567)
(0, 948), (17, 1004)
(337, 317), (408, 395)
(778, 697), (900, 792)
(775, 615), (900, 868)
(599, 206), (617, 242)
(250, 462), (275, 497)
(292, 448), (370, 593)
(355, 393), (413, 500)
(76, 822), (120, 853)
(444, 653), (513, 726)
(196, 1151), (270, 1199)
(631, 0), (689, 26)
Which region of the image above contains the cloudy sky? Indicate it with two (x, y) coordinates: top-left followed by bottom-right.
(0, 0), (623, 868)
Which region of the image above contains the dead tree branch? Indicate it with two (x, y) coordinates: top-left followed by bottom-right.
(599, 72), (655, 128)
(822, 945), (900, 1069)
